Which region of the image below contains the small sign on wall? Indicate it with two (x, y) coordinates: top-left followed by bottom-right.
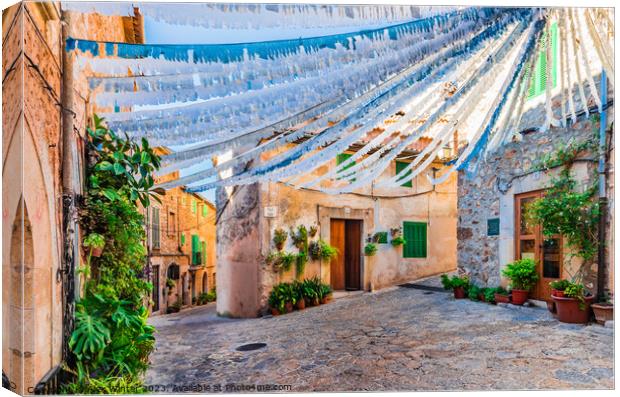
(487, 218), (500, 236)
(264, 206), (278, 218)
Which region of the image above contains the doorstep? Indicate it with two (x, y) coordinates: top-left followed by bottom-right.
(528, 299), (548, 309)
(332, 290), (365, 300)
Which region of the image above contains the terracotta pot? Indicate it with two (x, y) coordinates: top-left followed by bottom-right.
(453, 286), (466, 299)
(90, 247), (103, 257)
(511, 289), (529, 305)
(296, 299), (306, 310)
(270, 308), (280, 316)
(320, 297), (328, 305)
(552, 295), (594, 324)
(312, 298), (320, 306)
(478, 293), (486, 302)
(285, 302), (294, 313)
(551, 289), (565, 297)
(591, 303), (613, 325)
(494, 293), (510, 304)
(546, 300), (557, 315)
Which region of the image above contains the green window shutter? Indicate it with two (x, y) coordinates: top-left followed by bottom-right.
(191, 199), (197, 213)
(336, 153), (355, 181)
(180, 233), (185, 246)
(528, 22), (557, 100)
(403, 222), (427, 258)
(191, 234), (200, 264)
(202, 205), (207, 217)
(395, 160), (413, 188)
(201, 241), (207, 265)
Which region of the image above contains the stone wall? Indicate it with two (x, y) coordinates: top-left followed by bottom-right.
(457, 78), (614, 296)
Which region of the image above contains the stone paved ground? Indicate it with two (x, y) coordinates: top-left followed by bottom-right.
(145, 282), (613, 393)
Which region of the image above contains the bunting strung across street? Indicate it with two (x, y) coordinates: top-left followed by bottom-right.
(66, 5), (614, 194)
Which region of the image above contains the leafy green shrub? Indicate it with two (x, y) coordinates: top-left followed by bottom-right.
(468, 285), (481, 301)
(83, 233), (105, 250)
(501, 259), (539, 291)
(268, 282), (296, 313)
(549, 279), (571, 291)
(390, 236), (406, 247)
(364, 243), (378, 256)
(483, 287), (497, 303)
(206, 289), (217, 302)
(300, 279), (318, 303)
(273, 228), (288, 250)
(295, 251), (308, 278)
(564, 281), (589, 310)
(309, 239), (339, 261)
(440, 274), (470, 290)
(66, 116), (159, 392)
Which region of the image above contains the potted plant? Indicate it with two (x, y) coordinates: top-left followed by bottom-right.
(303, 278), (320, 306)
(364, 243), (378, 256)
(501, 259), (539, 305)
(309, 225), (318, 238)
(591, 292), (613, 325)
(293, 281), (306, 310)
(549, 279), (570, 297)
(166, 278), (175, 290)
(468, 284), (481, 301)
(309, 239), (338, 262)
(268, 283), (290, 315)
(273, 228), (288, 251)
(483, 287), (497, 304)
(83, 232), (105, 257)
(319, 283), (333, 304)
(494, 286), (510, 304)
(440, 274), (469, 299)
(551, 280), (594, 324)
(167, 300), (181, 314)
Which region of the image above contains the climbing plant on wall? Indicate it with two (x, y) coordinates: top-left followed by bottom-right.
(64, 115), (161, 393)
(526, 129), (600, 273)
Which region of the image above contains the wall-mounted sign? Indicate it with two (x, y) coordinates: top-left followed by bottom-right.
(487, 218), (500, 236)
(264, 206), (278, 218)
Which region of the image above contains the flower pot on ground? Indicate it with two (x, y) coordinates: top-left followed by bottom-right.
(553, 295), (594, 324)
(511, 289), (529, 305)
(549, 279), (570, 298)
(440, 274), (469, 299)
(296, 298), (306, 310)
(501, 259), (539, 306)
(285, 302), (294, 313)
(494, 293), (510, 304)
(591, 303), (613, 325)
(270, 308), (280, 316)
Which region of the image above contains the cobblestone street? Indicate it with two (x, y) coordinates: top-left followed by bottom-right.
(146, 280), (614, 392)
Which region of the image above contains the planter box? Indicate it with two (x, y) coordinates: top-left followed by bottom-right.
(552, 295), (594, 324)
(494, 293), (510, 304)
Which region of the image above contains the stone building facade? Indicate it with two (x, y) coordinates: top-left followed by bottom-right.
(2, 2), (143, 394)
(457, 73), (614, 300)
(216, 144), (459, 318)
(146, 151), (216, 316)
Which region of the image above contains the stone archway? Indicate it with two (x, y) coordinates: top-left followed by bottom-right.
(4, 198), (35, 394)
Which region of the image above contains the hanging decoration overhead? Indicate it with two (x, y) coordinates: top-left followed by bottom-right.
(66, 5), (613, 195)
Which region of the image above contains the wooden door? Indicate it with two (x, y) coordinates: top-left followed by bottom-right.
(152, 265), (160, 312)
(345, 220), (362, 290)
(330, 219), (346, 290)
(515, 191), (562, 301)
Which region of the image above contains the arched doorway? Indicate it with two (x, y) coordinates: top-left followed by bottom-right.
(4, 198), (35, 394)
(202, 272), (208, 294)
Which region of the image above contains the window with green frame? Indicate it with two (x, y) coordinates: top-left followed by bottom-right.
(403, 221), (427, 258)
(336, 153), (355, 181)
(528, 22), (558, 99)
(395, 160), (413, 188)
(191, 234), (201, 265)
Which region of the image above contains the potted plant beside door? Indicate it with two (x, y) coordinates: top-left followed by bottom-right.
(501, 259), (539, 305)
(552, 280), (594, 324)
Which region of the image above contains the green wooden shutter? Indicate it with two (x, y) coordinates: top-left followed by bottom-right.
(191, 199), (197, 213)
(180, 233), (185, 246)
(403, 222), (427, 258)
(191, 234), (200, 264)
(201, 241), (207, 265)
(528, 22), (557, 99)
(336, 153), (355, 181)
(202, 204), (207, 217)
(395, 161), (413, 188)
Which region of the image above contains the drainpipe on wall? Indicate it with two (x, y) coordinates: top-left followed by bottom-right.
(596, 70), (608, 301)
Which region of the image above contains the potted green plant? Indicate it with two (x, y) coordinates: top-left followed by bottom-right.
(364, 243), (378, 256)
(309, 239), (338, 262)
(551, 281), (594, 324)
(302, 278), (320, 306)
(440, 274), (469, 299)
(549, 279), (571, 297)
(483, 287), (497, 304)
(591, 292), (613, 325)
(494, 286), (510, 304)
(273, 228), (288, 251)
(166, 278), (175, 290)
(319, 283), (333, 304)
(468, 284), (481, 301)
(167, 300), (181, 314)
(309, 225), (318, 238)
(292, 281), (306, 310)
(501, 259), (539, 305)
(83, 232), (105, 257)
